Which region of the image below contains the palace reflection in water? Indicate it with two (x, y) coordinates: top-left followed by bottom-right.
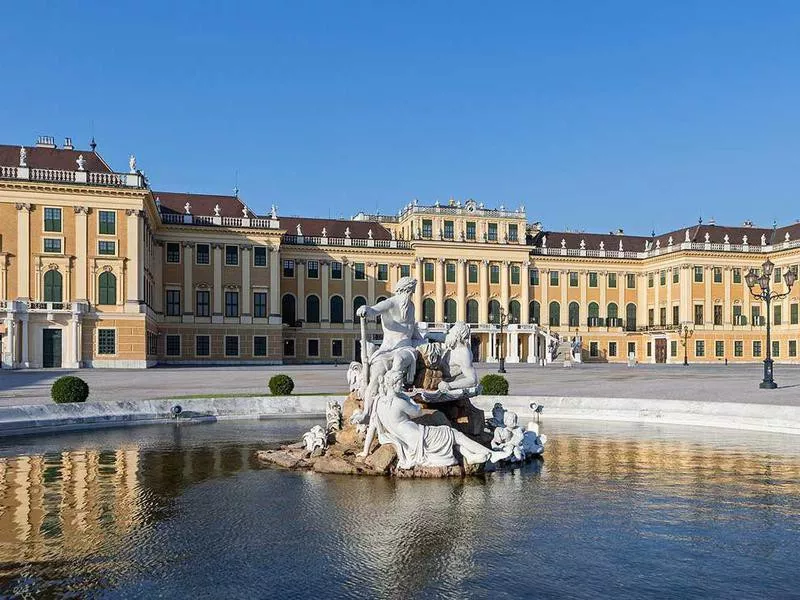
(0, 421), (798, 598)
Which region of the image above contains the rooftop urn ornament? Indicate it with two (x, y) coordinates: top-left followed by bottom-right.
(685, 229), (691, 242)
(579, 239), (586, 250)
(599, 241), (605, 250)
(129, 154), (137, 173)
(785, 232), (791, 242)
(705, 232), (710, 243)
(296, 223), (303, 236)
(270, 204), (278, 219)
(368, 229), (373, 240)
(560, 238), (566, 249)
(242, 206), (248, 218)
(19, 146), (27, 167)
(184, 202), (192, 215)
(655, 239), (661, 249)
(761, 234), (767, 246)
(668, 236), (673, 246)
(743, 235), (748, 245)
(724, 234), (730, 244)
(75, 154), (86, 171)
(541, 235), (547, 248)
(321, 227), (327, 237)
(345, 226), (351, 239)
(213, 204), (221, 217)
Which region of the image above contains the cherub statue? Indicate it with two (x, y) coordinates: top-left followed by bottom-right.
(302, 425), (327, 454)
(486, 402), (506, 429)
(491, 411), (526, 462)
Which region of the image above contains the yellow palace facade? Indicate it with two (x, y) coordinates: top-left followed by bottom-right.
(1, 136), (799, 369)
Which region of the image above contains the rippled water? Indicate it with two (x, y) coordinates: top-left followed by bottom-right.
(0, 419), (799, 599)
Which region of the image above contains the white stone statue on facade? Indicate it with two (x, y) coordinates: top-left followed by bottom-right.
(685, 229), (691, 242)
(322, 227), (327, 237)
(302, 425), (327, 454)
(213, 204), (221, 217)
(129, 154), (137, 173)
(368, 229), (373, 240)
(761, 234), (767, 246)
(655, 239), (660, 249)
(561, 238), (566, 249)
(724, 234), (730, 244)
(668, 236), (673, 246)
(326, 400), (342, 433)
(619, 240), (624, 252)
(786, 232), (791, 242)
(271, 204), (278, 219)
(345, 227), (351, 239)
(19, 146), (27, 167)
(75, 154), (86, 171)
(541, 235), (547, 248)
(184, 202), (192, 215)
(580, 239), (586, 250)
(743, 235), (748, 245)
(242, 206), (248, 218)
(296, 223), (303, 236)
(705, 232), (710, 243)
(599, 241), (605, 250)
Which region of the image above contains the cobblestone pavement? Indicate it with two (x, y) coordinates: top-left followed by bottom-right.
(1, 362), (799, 406)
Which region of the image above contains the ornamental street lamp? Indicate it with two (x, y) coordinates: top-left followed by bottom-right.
(496, 307), (514, 374)
(679, 324), (694, 366)
(745, 258), (797, 389)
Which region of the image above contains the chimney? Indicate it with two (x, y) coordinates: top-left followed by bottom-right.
(36, 135), (56, 148)
(708, 217), (716, 226)
(63, 137), (73, 150)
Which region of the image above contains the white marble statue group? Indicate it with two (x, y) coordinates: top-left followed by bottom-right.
(487, 402), (547, 461)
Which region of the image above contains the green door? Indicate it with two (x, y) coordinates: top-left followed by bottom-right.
(43, 329), (62, 368)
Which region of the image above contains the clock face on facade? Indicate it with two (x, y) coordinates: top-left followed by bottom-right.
(464, 200), (477, 213)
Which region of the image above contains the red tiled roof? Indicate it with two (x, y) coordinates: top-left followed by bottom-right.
(653, 224), (774, 247)
(155, 191), (254, 218)
(277, 216), (392, 240)
(0, 144), (112, 173)
(532, 230), (650, 251)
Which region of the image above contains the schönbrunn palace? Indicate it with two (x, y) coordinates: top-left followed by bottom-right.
(1, 135), (799, 370)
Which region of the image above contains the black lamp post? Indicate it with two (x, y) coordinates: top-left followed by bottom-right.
(496, 307), (514, 373)
(679, 324), (694, 366)
(745, 258), (796, 389)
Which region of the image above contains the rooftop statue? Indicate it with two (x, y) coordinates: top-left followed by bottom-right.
(19, 146), (27, 167)
(129, 154), (137, 173)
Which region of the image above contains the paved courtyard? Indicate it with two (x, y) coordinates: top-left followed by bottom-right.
(1, 362), (799, 407)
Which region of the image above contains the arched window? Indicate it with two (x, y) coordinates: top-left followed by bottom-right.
(549, 301), (560, 326)
(488, 299), (501, 324)
(626, 303), (637, 331)
(466, 299), (479, 324)
(530, 300), (540, 324)
(43, 270), (62, 303)
(509, 300), (521, 323)
(306, 295), (320, 323)
(588, 302), (599, 325)
(568, 302), (580, 327)
(444, 298), (457, 323)
(376, 296), (387, 324)
(422, 298), (435, 323)
(353, 296), (367, 320)
(98, 272), (117, 305)
(281, 294), (296, 325)
(330, 296), (344, 324)
(607, 302), (618, 319)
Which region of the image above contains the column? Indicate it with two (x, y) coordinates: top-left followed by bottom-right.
(2, 308), (16, 368)
(457, 259), (467, 321)
(125, 209), (142, 310)
(723, 267), (731, 326)
(241, 245), (252, 319)
(666, 268), (673, 324)
(21, 314), (29, 368)
(213, 244), (223, 322)
(435, 259), (445, 322)
(154, 242), (164, 313)
(560, 271), (568, 327)
(321, 261), (330, 326)
(704, 266), (712, 325)
(296, 260), (305, 321)
(618, 273), (625, 324)
(269, 246), (281, 324)
(579, 270), (587, 329)
(541, 269), (550, 326)
(680, 265), (691, 323)
(599, 270), (607, 325)
(414, 258), (423, 320)
(654, 271), (660, 325)
(479, 260), (489, 323)
(74, 206), (88, 301)
(507, 324), (519, 362)
(528, 326), (539, 363)
(16, 203), (31, 299)
(521, 261), (530, 324)
(367, 262), (376, 306)
(637, 273), (647, 328)
(500, 261), (509, 315)
(67, 312), (81, 368)
(182, 242), (193, 317)
(742, 263), (752, 325)
(344, 259), (353, 325)
(388, 262), (397, 290)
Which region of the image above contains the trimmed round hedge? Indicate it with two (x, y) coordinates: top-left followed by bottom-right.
(51, 375), (90, 404)
(480, 373), (509, 396)
(268, 374), (295, 396)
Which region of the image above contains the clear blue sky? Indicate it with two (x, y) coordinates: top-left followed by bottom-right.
(2, 1), (799, 234)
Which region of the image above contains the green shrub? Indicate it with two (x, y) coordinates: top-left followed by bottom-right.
(268, 374), (295, 396)
(480, 374), (509, 396)
(51, 376), (90, 404)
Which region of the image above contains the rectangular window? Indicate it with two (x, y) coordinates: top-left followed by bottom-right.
(694, 304), (704, 325)
(225, 291), (239, 317)
(772, 341), (780, 357)
(253, 246), (267, 267)
(713, 305), (722, 326)
(331, 261), (343, 279)
(98, 241), (115, 255)
(44, 238), (62, 253)
(789, 340), (797, 358)
(98, 210), (116, 235)
(530, 269), (539, 286)
(713, 267), (722, 283)
(399, 264), (410, 279)
(283, 260), (295, 278)
(694, 266), (703, 282)
(590, 341), (599, 357)
(732, 268), (741, 284)
(658, 270), (665, 286)
(422, 219), (433, 238)
(466, 222), (476, 240)
(715, 340), (724, 357)
(695, 340), (705, 357)
(588, 272), (598, 287)
(254, 292), (267, 318)
(196, 290), (210, 317)
(446, 262), (456, 283)
(648, 309), (654, 327)
(307, 260), (319, 279)
(733, 305), (743, 325)
(487, 223), (498, 241)
(166, 335), (181, 356)
(166, 242), (180, 263)
(734, 341), (743, 357)
(196, 243), (210, 265)
(550, 271), (559, 286)
(468, 263), (478, 283)
(608, 273), (617, 288)
(673, 269), (679, 283)
(792, 303), (799, 325)
(626, 274), (636, 289)
(752, 305), (762, 325)
(627, 342), (636, 357)
(424, 262), (434, 282)
(254, 336), (267, 357)
(225, 245), (239, 266)
(354, 262), (366, 280)
(331, 339), (343, 357)
(443, 220), (454, 239)
(774, 304), (782, 326)
(283, 339), (295, 357)
(196, 335), (210, 356)
(753, 341), (762, 357)
(377, 263), (388, 281)
(660, 307), (667, 326)
(307, 339), (320, 357)
(490, 265), (500, 284)
(508, 224), (518, 242)
(166, 290), (181, 316)
(670, 340), (677, 357)
(44, 207), (63, 232)
(510, 265), (520, 285)
(569, 272), (578, 287)
(673, 305), (680, 326)
(225, 336), (239, 357)
(648, 274), (654, 288)
(647, 342), (652, 357)
(774, 267), (782, 284)
(608, 342), (617, 357)
(98, 329), (116, 355)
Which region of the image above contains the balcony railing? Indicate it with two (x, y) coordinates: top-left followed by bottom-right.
(0, 165), (145, 188)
